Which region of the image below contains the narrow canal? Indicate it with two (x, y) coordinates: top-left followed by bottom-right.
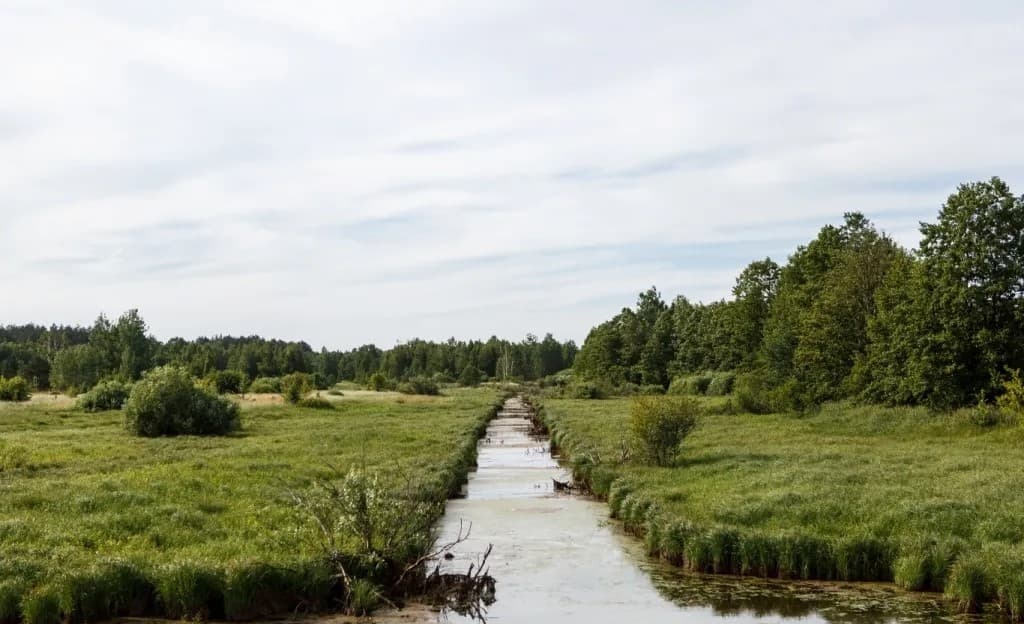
(433, 397), (966, 623)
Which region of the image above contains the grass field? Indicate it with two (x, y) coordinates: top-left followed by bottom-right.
(0, 387), (500, 623)
(539, 396), (1024, 618)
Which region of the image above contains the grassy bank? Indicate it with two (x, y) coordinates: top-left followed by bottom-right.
(536, 396), (1024, 619)
(0, 388), (501, 623)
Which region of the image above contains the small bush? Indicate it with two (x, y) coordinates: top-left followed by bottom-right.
(310, 372), (330, 390)
(297, 396), (334, 410)
(367, 372), (392, 392)
(204, 370), (248, 394)
(567, 382), (605, 400)
(707, 372), (736, 396)
(667, 374), (712, 396)
(629, 396), (700, 466)
(997, 369), (1024, 417)
(281, 373), (312, 404)
(397, 376), (440, 396)
(248, 377), (281, 394)
(124, 366), (240, 437)
(0, 376), (31, 402)
(346, 578), (381, 616)
(77, 380), (132, 411)
(734, 372), (772, 414)
(458, 365), (482, 387)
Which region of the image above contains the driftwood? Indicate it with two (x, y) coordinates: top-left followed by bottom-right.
(552, 478), (574, 493)
(421, 543), (496, 622)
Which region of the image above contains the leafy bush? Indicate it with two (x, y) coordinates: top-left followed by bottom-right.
(346, 579), (381, 616)
(281, 373), (312, 404)
(629, 396), (700, 466)
(997, 369), (1024, 416)
(567, 382), (605, 400)
(310, 372), (330, 390)
(77, 379), (132, 411)
(248, 377), (281, 394)
(367, 372), (392, 392)
(668, 374), (712, 396)
(458, 364), (482, 387)
(124, 366), (240, 437)
(0, 376), (30, 402)
(431, 371), (455, 384)
(297, 396), (334, 410)
(707, 372), (736, 396)
(734, 372), (772, 414)
(204, 370), (248, 394)
(397, 376), (440, 396)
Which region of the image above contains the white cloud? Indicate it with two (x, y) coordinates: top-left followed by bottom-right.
(2, 1), (1023, 347)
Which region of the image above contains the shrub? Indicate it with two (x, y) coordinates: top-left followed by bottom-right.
(346, 578), (381, 616)
(367, 372), (391, 392)
(667, 374), (712, 396)
(707, 372), (736, 396)
(0, 376), (30, 402)
(734, 372), (772, 414)
(629, 396), (700, 466)
(204, 370), (248, 394)
(397, 376), (440, 396)
(310, 372), (330, 390)
(77, 380), (132, 411)
(458, 365), (482, 387)
(124, 366), (240, 437)
(997, 369), (1024, 416)
(567, 382), (605, 400)
(248, 377), (281, 394)
(281, 373), (313, 404)
(297, 396), (334, 410)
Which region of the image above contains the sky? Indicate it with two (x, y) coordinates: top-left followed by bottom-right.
(2, 1), (1023, 349)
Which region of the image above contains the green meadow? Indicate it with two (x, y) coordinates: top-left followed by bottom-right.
(539, 396), (1024, 617)
(0, 388), (499, 623)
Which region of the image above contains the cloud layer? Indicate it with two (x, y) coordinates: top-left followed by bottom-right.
(3, 1), (1023, 347)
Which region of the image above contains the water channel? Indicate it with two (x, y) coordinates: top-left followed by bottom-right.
(432, 398), (975, 623)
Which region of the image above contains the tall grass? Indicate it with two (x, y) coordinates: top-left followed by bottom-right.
(0, 388), (500, 621)
(538, 395), (1024, 619)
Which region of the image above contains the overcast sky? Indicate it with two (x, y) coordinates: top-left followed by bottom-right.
(2, 1), (1022, 348)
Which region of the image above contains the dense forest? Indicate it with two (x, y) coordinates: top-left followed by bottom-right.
(0, 313), (576, 394)
(574, 177), (1024, 410)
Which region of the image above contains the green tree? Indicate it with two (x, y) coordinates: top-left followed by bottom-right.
(917, 177), (1024, 404)
(116, 309), (152, 381)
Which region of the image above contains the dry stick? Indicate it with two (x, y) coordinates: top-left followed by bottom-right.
(393, 518), (474, 590)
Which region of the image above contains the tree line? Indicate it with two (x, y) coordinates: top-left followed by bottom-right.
(574, 177), (1024, 410)
(0, 313), (577, 394)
